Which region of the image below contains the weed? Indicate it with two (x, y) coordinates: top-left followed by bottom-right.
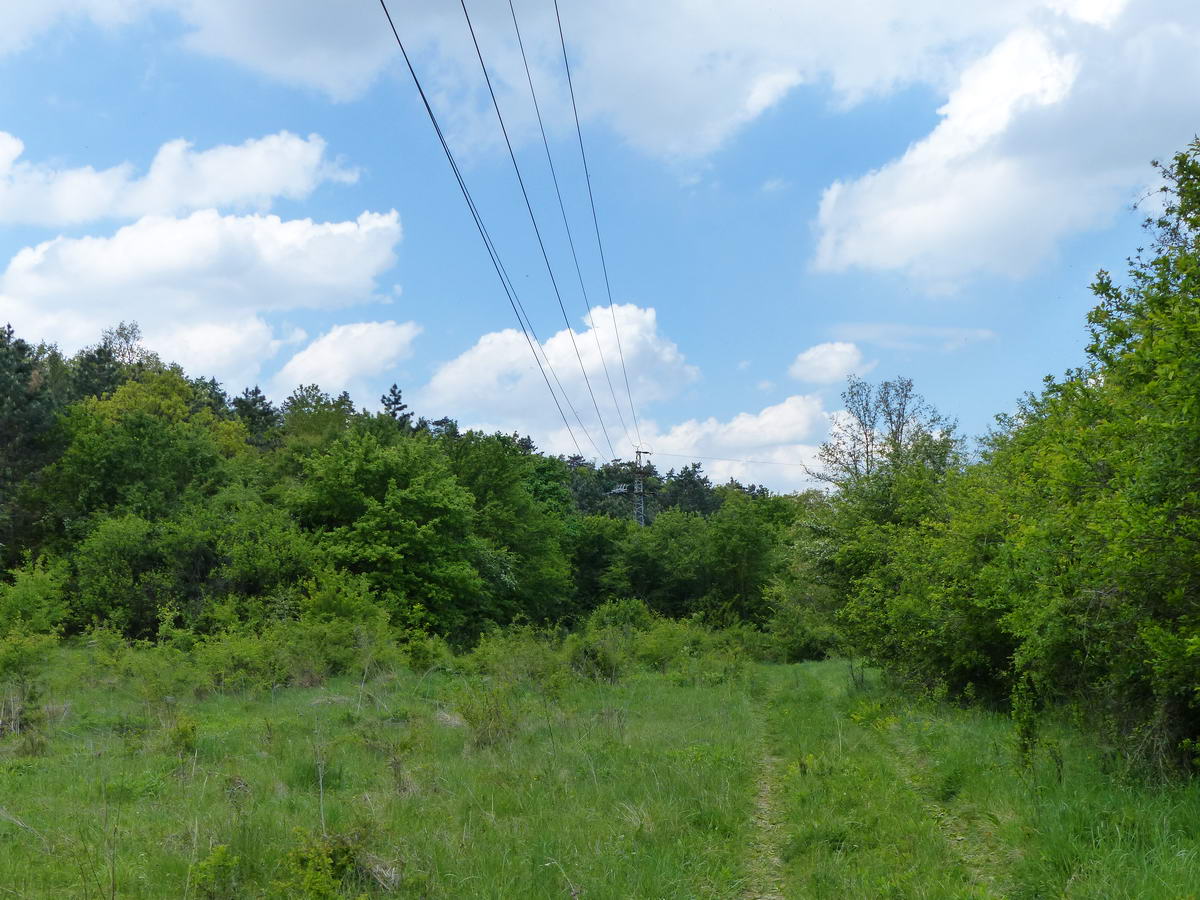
(456, 680), (520, 748)
(165, 713), (198, 757)
(193, 844), (239, 899)
(271, 828), (370, 900)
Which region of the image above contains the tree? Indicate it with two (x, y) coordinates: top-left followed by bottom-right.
(0, 325), (60, 564)
(291, 431), (485, 637)
(815, 375), (955, 489)
(437, 431), (572, 623)
(41, 370), (242, 530)
(659, 463), (722, 516)
(380, 384), (413, 428)
(231, 386), (281, 448)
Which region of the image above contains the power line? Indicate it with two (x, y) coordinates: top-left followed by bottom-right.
(458, 0), (617, 460)
(505, 0), (633, 454)
(553, 0), (642, 449)
(377, 0), (600, 459)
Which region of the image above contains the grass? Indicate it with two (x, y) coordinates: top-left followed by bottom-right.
(1, 648), (1199, 897)
(764, 663), (1200, 899)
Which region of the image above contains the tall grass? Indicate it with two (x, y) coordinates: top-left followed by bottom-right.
(1, 619), (1198, 897)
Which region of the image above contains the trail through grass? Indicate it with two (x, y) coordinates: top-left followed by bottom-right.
(743, 751), (784, 899)
(761, 662), (1200, 899)
(2, 651), (1200, 897)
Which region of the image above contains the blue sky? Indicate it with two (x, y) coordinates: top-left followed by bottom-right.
(1, 0), (1197, 488)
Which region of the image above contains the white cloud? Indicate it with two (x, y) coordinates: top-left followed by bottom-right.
(1048, 0), (1130, 27)
(0, 209), (403, 387)
(420, 303), (697, 456)
(788, 341), (871, 383)
(420, 306), (828, 489)
(274, 321), (422, 398)
(7, 0), (1195, 290)
(0, 0), (1051, 155)
(645, 395), (826, 490)
(834, 323), (997, 352)
(815, 29), (1080, 286)
(0, 0), (156, 56)
(814, 7), (1200, 287)
(0, 131), (355, 226)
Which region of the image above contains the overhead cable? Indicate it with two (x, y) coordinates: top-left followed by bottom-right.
(654, 451), (813, 468)
(553, 0), (643, 449)
(459, 0), (618, 460)
(505, 0), (634, 453)
(378, 0), (601, 459)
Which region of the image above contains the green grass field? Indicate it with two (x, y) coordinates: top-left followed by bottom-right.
(2, 651), (1199, 898)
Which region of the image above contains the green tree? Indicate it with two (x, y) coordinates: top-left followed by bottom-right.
(43, 369), (243, 530)
(292, 431), (484, 637)
(438, 431), (572, 624)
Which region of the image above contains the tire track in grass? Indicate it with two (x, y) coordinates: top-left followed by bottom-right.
(768, 662), (993, 898)
(878, 713), (1008, 896)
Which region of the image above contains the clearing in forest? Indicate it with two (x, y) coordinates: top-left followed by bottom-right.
(1, 652), (1198, 897)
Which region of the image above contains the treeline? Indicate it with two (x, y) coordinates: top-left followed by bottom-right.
(0, 322), (797, 650)
(781, 140), (1200, 770)
(6, 141), (1200, 771)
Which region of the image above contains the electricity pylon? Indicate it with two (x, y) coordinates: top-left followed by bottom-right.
(608, 448), (652, 526)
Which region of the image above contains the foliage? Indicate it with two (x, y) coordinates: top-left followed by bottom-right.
(0, 554), (68, 636)
(780, 140), (1200, 769)
(292, 431), (484, 636)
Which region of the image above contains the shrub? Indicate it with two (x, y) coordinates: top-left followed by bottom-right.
(0, 555), (68, 636)
(194, 844), (240, 899)
(455, 681), (521, 748)
(631, 618), (707, 671)
(468, 625), (566, 690)
(668, 646), (746, 688)
(272, 828), (371, 899)
(564, 628), (623, 682)
(585, 596), (655, 635)
(765, 594), (840, 663)
(0, 627), (56, 737)
(403, 632), (454, 674)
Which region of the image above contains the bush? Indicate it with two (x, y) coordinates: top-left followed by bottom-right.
(631, 618), (708, 671)
(564, 628), (623, 681)
(194, 844), (240, 899)
(765, 594), (840, 663)
(0, 627), (56, 736)
(0, 555), (68, 636)
(403, 632), (454, 674)
(468, 625), (566, 690)
(585, 596), (655, 635)
(455, 681), (520, 748)
(272, 828), (372, 899)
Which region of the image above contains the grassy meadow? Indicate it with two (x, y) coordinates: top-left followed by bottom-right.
(2, 627), (1199, 899)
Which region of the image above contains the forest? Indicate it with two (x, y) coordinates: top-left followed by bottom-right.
(0, 141), (1199, 897)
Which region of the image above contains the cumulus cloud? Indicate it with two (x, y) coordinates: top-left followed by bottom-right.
(420, 306), (828, 489)
(0, 209), (403, 387)
(0, 131), (356, 226)
(789, 341), (871, 383)
(833, 323), (997, 353)
(275, 321), (422, 398)
(0, 0), (156, 56)
(0, 1), (1050, 154)
(814, 5), (1200, 287)
(8, 0), (1196, 288)
(644, 395), (826, 490)
(421, 303), (697, 455)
